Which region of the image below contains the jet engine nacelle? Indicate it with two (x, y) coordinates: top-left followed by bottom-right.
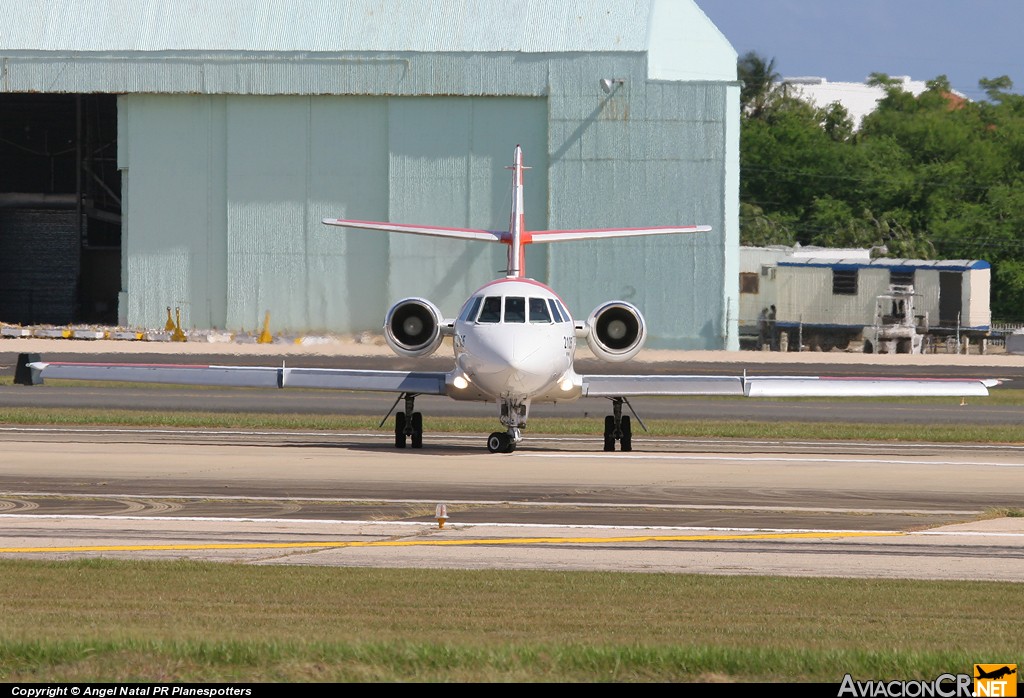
(582, 301), (647, 362)
(384, 297), (446, 358)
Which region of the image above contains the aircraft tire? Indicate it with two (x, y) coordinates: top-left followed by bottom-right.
(487, 432), (506, 454)
(603, 415), (615, 451)
(395, 412), (407, 449)
(411, 412), (423, 449)
(620, 415), (632, 452)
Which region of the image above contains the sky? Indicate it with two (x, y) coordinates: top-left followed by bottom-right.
(694, 0), (1024, 100)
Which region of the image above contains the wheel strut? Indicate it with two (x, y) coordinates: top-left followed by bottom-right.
(603, 397), (639, 452)
(391, 393), (424, 449)
(487, 399), (527, 453)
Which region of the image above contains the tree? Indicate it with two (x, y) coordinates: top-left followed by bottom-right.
(737, 51), (781, 119)
(739, 203), (797, 247)
(737, 65), (1024, 318)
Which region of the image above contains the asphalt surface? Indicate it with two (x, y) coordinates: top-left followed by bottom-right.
(1, 339), (1022, 581)
(0, 428), (1021, 580)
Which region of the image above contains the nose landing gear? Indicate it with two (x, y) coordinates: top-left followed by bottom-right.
(487, 398), (528, 453)
(487, 428), (519, 453)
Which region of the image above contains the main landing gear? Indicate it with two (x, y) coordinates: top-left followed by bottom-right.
(387, 393), (423, 449)
(604, 397), (643, 452)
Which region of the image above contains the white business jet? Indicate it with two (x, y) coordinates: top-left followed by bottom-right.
(28, 146), (1000, 453)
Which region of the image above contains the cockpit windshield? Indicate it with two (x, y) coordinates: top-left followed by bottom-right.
(546, 298), (563, 323)
(505, 297), (526, 323)
(478, 296), (502, 323)
(458, 296), (482, 323)
(529, 298), (551, 322)
(469, 295), (566, 324)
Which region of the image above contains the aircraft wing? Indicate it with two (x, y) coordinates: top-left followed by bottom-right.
(27, 361), (449, 395)
(580, 374), (1000, 398)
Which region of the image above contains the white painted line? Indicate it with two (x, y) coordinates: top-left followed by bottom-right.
(0, 513), (1020, 538)
(0, 512), (903, 534)
(526, 453), (1024, 467)
(0, 491), (984, 516)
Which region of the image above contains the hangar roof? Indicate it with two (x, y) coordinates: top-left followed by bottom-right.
(1, 0), (735, 81)
(779, 258), (990, 272)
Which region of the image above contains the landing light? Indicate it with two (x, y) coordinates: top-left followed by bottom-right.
(453, 375), (470, 390)
(560, 378), (574, 392)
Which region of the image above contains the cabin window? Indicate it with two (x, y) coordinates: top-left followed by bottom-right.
(832, 269), (858, 295)
(547, 298), (563, 322)
(529, 298), (551, 323)
(478, 296), (502, 323)
(739, 272), (759, 294)
(504, 296), (526, 323)
(459, 296), (482, 323)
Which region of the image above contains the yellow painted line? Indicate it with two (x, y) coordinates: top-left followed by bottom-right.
(0, 530), (902, 554)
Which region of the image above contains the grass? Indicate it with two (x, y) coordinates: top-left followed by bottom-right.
(0, 560), (1017, 682)
(0, 405), (1022, 444)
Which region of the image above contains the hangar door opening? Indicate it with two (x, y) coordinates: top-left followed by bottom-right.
(0, 94), (120, 326)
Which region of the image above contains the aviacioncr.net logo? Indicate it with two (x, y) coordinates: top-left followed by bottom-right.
(974, 664), (1017, 697)
(838, 674), (972, 697)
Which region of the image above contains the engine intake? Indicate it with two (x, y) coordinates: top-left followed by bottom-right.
(584, 301), (647, 362)
(384, 298), (445, 357)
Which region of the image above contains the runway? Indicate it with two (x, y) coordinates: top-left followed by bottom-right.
(2, 340), (1023, 580)
(0, 427), (1022, 581)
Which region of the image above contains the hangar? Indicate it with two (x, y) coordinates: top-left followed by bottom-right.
(0, 0), (739, 349)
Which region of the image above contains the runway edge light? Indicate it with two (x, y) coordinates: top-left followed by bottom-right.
(435, 503), (448, 529)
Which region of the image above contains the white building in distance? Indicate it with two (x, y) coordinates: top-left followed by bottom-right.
(781, 76), (930, 129)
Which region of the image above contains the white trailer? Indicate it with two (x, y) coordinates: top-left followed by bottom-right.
(739, 247), (991, 351)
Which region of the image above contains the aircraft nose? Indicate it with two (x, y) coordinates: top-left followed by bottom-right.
(473, 334), (552, 392)
(496, 337), (542, 372)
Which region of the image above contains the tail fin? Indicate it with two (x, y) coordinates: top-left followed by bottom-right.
(323, 146), (711, 279)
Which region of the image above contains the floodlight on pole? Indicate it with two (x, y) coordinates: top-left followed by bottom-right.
(599, 78), (625, 94)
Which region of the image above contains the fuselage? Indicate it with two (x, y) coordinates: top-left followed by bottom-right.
(447, 277), (581, 403)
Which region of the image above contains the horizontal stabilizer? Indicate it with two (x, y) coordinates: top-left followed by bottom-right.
(323, 218), (503, 243)
(323, 146), (712, 279)
(528, 225), (712, 244)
